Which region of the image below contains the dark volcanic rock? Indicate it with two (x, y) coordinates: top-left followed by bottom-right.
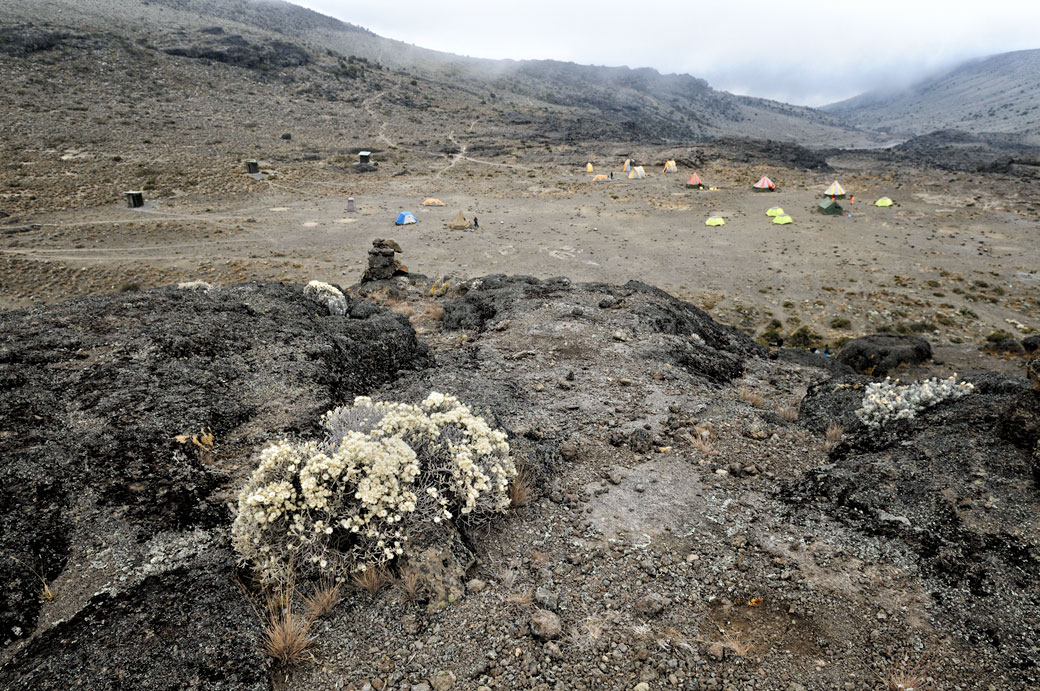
(0, 282), (429, 685)
(784, 371), (1039, 678)
(1020, 334), (1039, 353)
(163, 33), (310, 69)
(775, 348), (856, 376)
(835, 333), (932, 376)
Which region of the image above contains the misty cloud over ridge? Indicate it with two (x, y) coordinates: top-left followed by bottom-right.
(295, 0), (1039, 106)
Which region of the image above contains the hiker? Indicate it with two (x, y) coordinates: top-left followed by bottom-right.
(472, 216), (478, 229)
(609, 171), (613, 180)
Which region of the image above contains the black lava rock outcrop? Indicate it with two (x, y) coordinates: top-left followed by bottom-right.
(0, 282), (429, 687)
(835, 333), (932, 376)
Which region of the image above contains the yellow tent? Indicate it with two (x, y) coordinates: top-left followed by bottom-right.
(586, 162), (594, 173)
(825, 181), (846, 198)
(766, 207), (785, 217)
(705, 216), (725, 226)
(772, 214), (793, 225)
(623, 159), (632, 172)
(448, 211), (470, 229)
(421, 198), (445, 206)
(628, 166), (646, 179)
(875, 197), (894, 207)
(592, 174), (610, 182)
(662, 160), (677, 173)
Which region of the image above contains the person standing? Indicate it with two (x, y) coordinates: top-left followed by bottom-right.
(472, 216), (479, 229)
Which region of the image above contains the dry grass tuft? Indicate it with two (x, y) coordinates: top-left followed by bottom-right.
(824, 420), (845, 451)
(351, 564), (392, 596)
(508, 458), (535, 508)
(505, 587), (534, 604)
(9, 556), (56, 601)
(424, 303), (445, 321)
(776, 405), (799, 422)
(882, 665), (933, 690)
(737, 386), (766, 408)
(262, 587), (314, 665)
(398, 570), (423, 602)
(302, 579), (342, 620)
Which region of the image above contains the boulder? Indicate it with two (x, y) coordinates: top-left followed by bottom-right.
(835, 334), (931, 376)
(1022, 334), (1040, 353)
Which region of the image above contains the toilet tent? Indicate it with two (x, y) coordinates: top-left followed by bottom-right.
(623, 159), (632, 172)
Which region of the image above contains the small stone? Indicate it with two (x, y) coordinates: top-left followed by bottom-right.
(530, 609), (562, 640)
(599, 296), (616, 309)
(412, 684), (431, 691)
(613, 330), (628, 342)
(707, 642), (726, 660)
(634, 593), (667, 618)
(534, 586), (558, 611)
(634, 683), (650, 691)
(608, 470), (626, 485)
(466, 578), (486, 594)
(429, 671), (456, 691)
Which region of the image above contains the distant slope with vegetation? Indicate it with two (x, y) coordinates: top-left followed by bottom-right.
(823, 49), (1040, 140)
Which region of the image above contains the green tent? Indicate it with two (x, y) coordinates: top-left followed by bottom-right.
(875, 197), (894, 207)
(772, 214), (793, 225)
(817, 199), (843, 215)
(766, 207), (785, 217)
(705, 216), (725, 226)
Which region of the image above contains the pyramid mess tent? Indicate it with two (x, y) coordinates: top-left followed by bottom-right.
(817, 199), (843, 215)
(586, 162), (594, 173)
(421, 198), (445, 206)
(628, 166), (646, 179)
(705, 216), (725, 226)
(875, 197), (894, 207)
(448, 211), (471, 229)
(766, 206), (785, 217)
(772, 214), (793, 225)
(685, 173), (705, 189)
(825, 181), (846, 198)
(662, 160), (677, 173)
(394, 211), (418, 225)
(623, 159), (632, 172)
(753, 176), (776, 191)
(592, 174), (610, 182)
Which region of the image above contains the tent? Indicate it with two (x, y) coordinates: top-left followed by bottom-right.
(448, 211), (470, 230)
(824, 181), (846, 198)
(662, 160), (677, 173)
(817, 199), (843, 215)
(875, 197), (894, 207)
(592, 174), (610, 182)
(623, 159), (632, 172)
(586, 162), (594, 173)
(765, 206), (785, 217)
(705, 216), (725, 226)
(394, 211), (418, 225)
(685, 173), (705, 189)
(753, 176), (776, 191)
(628, 166), (646, 179)
(421, 198), (445, 206)
(772, 214), (793, 225)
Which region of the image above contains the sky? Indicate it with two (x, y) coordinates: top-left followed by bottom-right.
(293, 1), (1039, 106)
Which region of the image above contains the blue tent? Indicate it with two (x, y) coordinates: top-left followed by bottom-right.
(395, 211), (418, 225)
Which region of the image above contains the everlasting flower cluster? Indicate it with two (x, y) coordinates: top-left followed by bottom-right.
(303, 280), (347, 315)
(856, 375), (974, 429)
(232, 392), (515, 582)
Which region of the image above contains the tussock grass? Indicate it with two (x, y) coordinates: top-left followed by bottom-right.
(737, 386), (766, 408)
(351, 564), (391, 596)
(508, 458), (535, 508)
(262, 587), (313, 665)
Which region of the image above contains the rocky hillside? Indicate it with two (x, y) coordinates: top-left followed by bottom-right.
(824, 49), (1040, 140)
(1, 273), (1037, 689)
(0, 0), (872, 148)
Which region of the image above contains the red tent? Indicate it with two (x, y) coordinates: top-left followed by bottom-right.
(685, 173), (705, 189)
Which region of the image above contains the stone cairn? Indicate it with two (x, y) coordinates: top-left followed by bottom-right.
(361, 238), (405, 282)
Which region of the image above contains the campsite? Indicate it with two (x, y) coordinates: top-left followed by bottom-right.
(1, 1), (1039, 690)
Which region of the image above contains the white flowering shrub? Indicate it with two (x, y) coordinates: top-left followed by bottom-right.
(303, 280), (347, 315)
(856, 375), (974, 429)
(232, 392), (515, 583)
(176, 280), (214, 292)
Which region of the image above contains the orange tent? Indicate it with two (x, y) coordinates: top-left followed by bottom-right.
(685, 173), (705, 189)
(753, 176), (776, 191)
